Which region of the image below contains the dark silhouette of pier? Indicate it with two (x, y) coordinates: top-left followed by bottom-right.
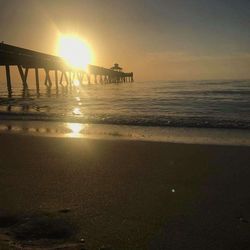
(0, 43), (134, 96)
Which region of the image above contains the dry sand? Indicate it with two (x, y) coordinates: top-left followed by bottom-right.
(0, 133), (250, 249)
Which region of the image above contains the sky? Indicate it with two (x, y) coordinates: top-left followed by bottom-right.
(0, 0), (250, 81)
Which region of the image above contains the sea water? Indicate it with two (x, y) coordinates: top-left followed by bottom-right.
(0, 80), (250, 129)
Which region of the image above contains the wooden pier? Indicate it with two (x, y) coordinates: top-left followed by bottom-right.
(0, 43), (134, 96)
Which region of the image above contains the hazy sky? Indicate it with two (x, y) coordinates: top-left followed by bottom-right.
(0, 0), (250, 81)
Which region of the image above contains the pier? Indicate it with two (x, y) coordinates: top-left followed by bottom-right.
(0, 43), (134, 96)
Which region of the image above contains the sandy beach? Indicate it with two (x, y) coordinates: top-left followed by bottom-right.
(0, 133), (250, 249)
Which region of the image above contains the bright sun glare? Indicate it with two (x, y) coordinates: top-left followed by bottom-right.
(58, 35), (93, 70)
(67, 123), (84, 137)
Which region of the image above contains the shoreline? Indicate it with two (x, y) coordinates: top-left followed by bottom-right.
(0, 112), (250, 130)
(0, 120), (250, 146)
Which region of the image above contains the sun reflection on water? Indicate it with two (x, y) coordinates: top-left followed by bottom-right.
(73, 79), (80, 87)
(72, 107), (82, 115)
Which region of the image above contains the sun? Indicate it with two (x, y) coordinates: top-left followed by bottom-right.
(58, 34), (93, 70)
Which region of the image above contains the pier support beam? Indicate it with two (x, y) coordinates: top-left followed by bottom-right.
(59, 71), (68, 90)
(87, 74), (91, 85)
(18, 66), (29, 90)
(55, 70), (59, 91)
(69, 71), (74, 89)
(104, 75), (108, 84)
(35, 68), (40, 94)
(5, 65), (12, 96)
(99, 75), (103, 84)
(77, 72), (83, 86)
(44, 69), (52, 89)
(65, 72), (70, 88)
(59, 71), (64, 87)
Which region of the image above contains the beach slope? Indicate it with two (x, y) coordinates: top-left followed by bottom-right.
(0, 134), (250, 249)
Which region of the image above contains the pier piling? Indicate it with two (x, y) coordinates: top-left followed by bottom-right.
(18, 65), (29, 90)
(5, 65), (12, 96)
(55, 70), (58, 91)
(35, 68), (40, 94)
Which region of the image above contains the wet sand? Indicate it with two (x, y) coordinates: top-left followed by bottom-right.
(0, 133), (250, 249)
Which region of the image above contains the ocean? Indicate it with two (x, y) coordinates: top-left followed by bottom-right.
(0, 79), (250, 130)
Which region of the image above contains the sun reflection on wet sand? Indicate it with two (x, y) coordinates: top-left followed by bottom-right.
(1, 120), (250, 145)
(66, 123), (85, 137)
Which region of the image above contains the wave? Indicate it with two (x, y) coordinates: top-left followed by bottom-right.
(0, 112), (249, 130)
